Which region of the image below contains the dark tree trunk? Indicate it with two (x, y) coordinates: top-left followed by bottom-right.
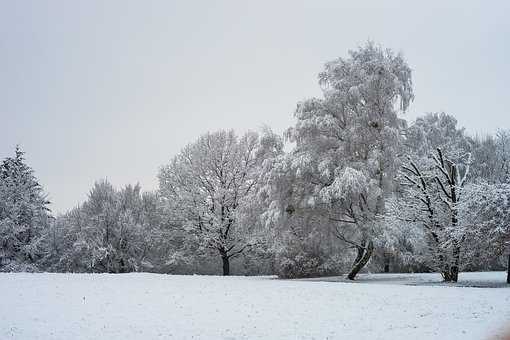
(352, 245), (364, 269)
(449, 245), (460, 282)
(448, 164), (459, 283)
(442, 270), (453, 282)
(119, 258), (126, 273)
(447, 268), (458, 282)
(507, 254), (510, 284)
(442, 246), (460, 282)
(222, 255), (230, 276)
(347, 240), (374, 280)
(218, 247), (231, 276)
(383, 252), (390, 273)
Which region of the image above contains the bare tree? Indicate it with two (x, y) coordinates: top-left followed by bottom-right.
(158, 130), (273, 275)
(398, 147), (470, 282)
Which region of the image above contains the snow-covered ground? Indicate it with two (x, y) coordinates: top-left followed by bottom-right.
(0, 272), (509, 340)
(301, 271), (510, 288)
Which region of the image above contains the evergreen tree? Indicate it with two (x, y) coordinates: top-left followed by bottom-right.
(0, 146), (51, 271)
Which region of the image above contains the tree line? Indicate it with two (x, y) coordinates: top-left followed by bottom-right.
(1, 42), (509, 283)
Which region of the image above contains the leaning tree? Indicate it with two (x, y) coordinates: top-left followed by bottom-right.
(270, 42), (414, 280)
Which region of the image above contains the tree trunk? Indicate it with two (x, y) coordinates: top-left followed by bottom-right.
(450, 252), (460, 282)
(222, 255), (230, 276)
(507, 253), (510, 284)
(442, 271), (451, 282)
(383, 252), (390, 273)
(352, 245), (364, 269)
(446, 245), (460, 282)
(447, 267), (458, 282)
(347, 240), (374, 280)
(119, 258), (126, 273)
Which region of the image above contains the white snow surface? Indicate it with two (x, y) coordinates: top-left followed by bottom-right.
(0, 272), (509, 340)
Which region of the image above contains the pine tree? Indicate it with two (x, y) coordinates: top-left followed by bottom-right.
(0, 146), (51, 271)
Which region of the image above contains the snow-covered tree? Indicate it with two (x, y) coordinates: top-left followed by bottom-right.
(470, 129), (510, 184)
(396, 113), (472, 282)
(398, 148), (471, 282)
(494, 130), (510, 183)
(51, 180), (162, 273)
(0, 146), (51, 272)
(404, 112), (470, 157)
(263, 42), (413, 279)
(158, 129), (278, 275)
(459, 182), (510, 283)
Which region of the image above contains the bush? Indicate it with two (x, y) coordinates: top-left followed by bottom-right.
(274, 231), (343, 279)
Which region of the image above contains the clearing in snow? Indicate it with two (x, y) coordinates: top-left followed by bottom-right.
(1, 272), (509, 340)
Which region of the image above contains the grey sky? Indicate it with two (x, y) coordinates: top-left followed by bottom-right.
(1, 0), (509, 213)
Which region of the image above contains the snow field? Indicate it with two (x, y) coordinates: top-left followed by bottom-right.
(0, 272), (509, 340)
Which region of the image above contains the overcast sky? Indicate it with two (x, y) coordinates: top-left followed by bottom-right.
(1, 0), (509, 213)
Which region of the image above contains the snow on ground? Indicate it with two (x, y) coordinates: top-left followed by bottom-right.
(0, 272), (509, 340)
(301, 271), (510, 288)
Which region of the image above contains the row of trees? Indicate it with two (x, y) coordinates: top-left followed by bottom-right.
(1, 42), (509, 282)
